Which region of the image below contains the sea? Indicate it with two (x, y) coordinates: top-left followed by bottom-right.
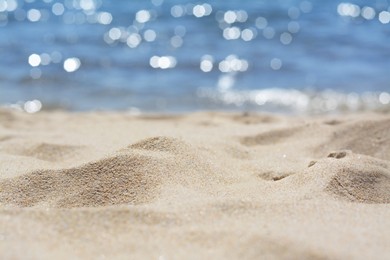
(0, 0), (390, 113)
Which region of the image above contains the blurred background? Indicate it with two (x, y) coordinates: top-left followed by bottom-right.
(0, 0), (389, 114)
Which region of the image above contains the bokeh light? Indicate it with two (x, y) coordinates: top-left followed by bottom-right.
(378, 11), (390, 24)
(200, 55), (214, 72)
(150, 56), (177, 69)
(270, 58), (282, 70)
(136, 10), (151, 23)
(24, 99), (42, 113)
(63, 58), (81, 72)
(52, 3), (64, 16)
(28, 54), (41, 67)
(27, 8), (41, 22)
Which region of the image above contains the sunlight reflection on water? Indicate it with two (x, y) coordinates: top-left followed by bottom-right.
(0, 0), (389, 113)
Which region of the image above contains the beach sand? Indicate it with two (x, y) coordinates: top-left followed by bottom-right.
(0, 109), (389, 259)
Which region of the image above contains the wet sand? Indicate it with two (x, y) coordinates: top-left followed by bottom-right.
(0, 109), (389, 259)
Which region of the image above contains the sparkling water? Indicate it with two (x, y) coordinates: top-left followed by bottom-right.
(0, 0), (389, 113)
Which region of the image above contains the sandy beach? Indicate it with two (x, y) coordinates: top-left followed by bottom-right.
(0, 109), (389, 259)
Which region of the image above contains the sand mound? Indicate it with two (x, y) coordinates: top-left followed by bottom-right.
(229, 113), (278, 124)
(240, 126), (302, 146)
(327, 167), (390, 204)
(129, 136), (186, 152)
(0, 136), (218, 208)
(0, 153), (162, 207)
(21, 143), (83, 162)
(308, 151), (390, 204)
(322, 118), (390, 160)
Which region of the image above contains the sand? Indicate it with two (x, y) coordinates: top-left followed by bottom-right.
(0, 109), (389, 259)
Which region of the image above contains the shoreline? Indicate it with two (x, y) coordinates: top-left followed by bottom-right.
(0, 109), (389, 259)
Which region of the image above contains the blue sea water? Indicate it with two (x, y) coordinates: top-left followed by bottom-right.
(0, 0), (389, 113)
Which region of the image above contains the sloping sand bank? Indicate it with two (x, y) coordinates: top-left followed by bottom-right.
(0, 110), (389, 259)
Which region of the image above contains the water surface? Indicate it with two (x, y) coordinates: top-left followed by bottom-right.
(1, 0), (389, 113)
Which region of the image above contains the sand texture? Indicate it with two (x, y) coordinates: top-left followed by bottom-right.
(0, 110), (390, 259)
